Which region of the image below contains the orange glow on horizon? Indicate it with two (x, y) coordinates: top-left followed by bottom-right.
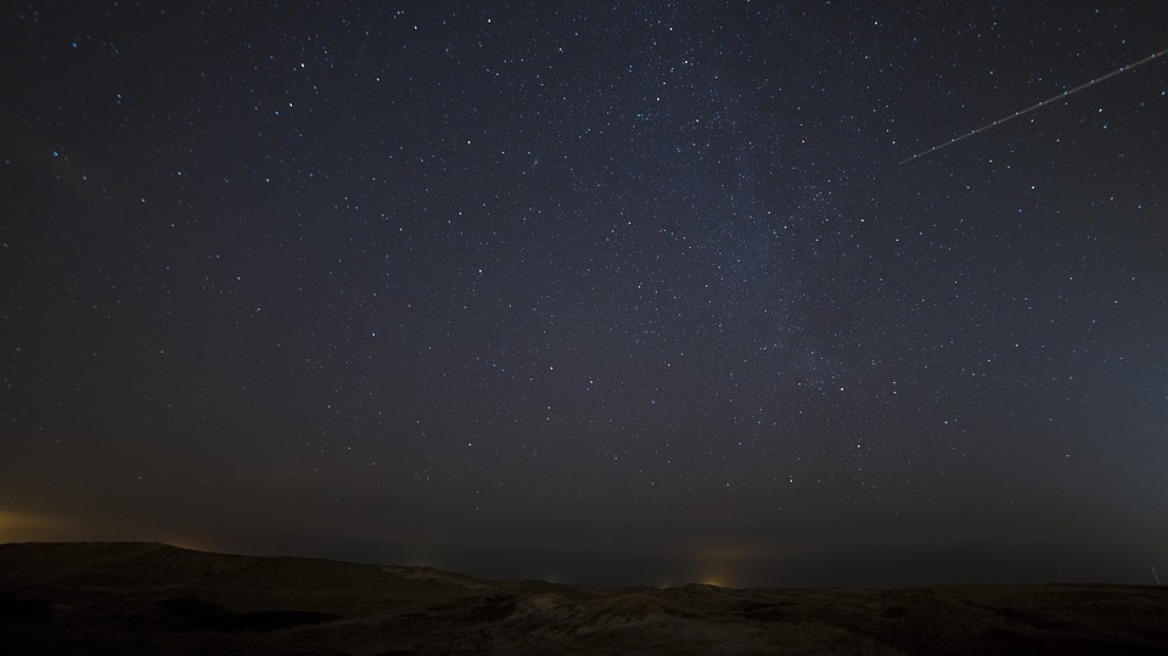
(0, 509), (73, 543)
(0, 509), (223, 555)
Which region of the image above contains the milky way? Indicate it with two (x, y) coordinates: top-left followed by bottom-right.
(2, 1), (1166, 587)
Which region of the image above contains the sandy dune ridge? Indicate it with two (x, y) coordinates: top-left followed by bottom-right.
(1, 542), (1166, 655)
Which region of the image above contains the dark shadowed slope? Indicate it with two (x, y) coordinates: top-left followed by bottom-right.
(2, 542), (1166, 655)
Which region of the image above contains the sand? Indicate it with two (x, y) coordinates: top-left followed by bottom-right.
(2, 541), (1166, 655)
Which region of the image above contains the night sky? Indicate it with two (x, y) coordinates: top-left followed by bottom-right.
(2, 2), (1166, 588)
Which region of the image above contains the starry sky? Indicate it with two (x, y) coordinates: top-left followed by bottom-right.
(2, 1), (1166, 588)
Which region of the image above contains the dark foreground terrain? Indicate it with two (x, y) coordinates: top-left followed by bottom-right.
(1, 542), (1165, 655)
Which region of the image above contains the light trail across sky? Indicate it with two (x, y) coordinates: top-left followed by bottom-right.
(900, 48), (1168, 165)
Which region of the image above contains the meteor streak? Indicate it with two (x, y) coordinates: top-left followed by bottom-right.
(900, 48), (1168, 165)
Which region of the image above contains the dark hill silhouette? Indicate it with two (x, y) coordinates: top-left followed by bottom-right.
(1, 541), (1165, 655)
